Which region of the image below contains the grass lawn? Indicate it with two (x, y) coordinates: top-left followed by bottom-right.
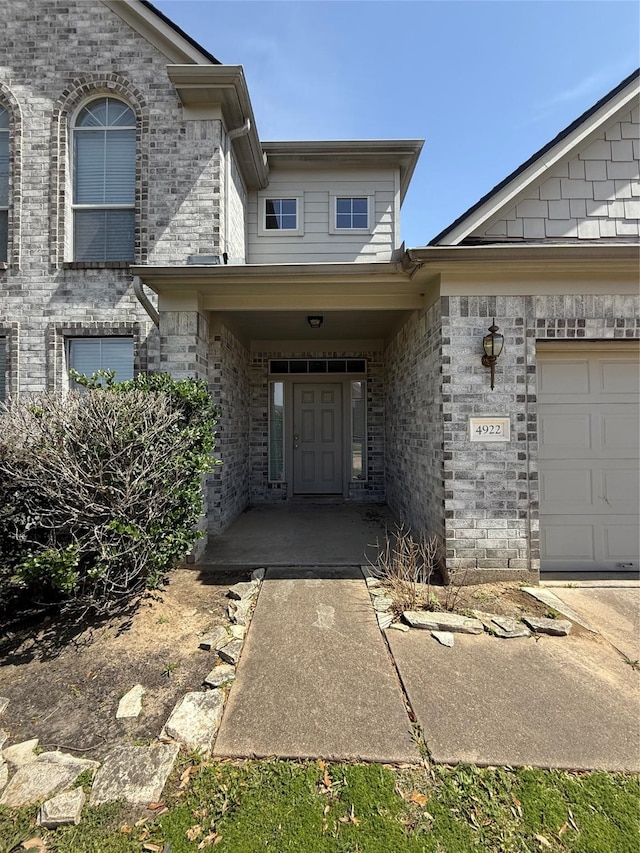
(1, 758), (638, 853)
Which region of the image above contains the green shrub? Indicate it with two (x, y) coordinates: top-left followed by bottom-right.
(0, 373), (219, 617)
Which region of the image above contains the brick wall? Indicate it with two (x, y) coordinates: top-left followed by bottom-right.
(384, 301), (445, 542)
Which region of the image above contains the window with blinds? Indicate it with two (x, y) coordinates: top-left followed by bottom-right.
(73, 98), (135, 261)
(0, 106), (8, 263)
(68, 337), (134, 384)
(0, 337), (6, 403)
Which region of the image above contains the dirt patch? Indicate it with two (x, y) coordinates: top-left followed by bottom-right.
(0, 569), (246, 761)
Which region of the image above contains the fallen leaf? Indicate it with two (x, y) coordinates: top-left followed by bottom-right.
(534, 835), (551, 848)
(323, 767), (332, 789)
(349, 804), (360, 826)
(148, 802), (165, 811)
(567, 808), (579, 831)
(317, 759), (326, 771)
(198, 832), (219, 849)
(187, 825), (202, 840)
(135, 817), (148, 826)
(558, 822), (568, 837)
(323, 805), (330, 815)
(22, 841), (46, 851)
(408, 791), (429, 806)
(142, 845), (162, 853)
(119, 824), (132, 834)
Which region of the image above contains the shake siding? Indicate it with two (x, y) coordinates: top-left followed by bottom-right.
(247, 167), (398, 263)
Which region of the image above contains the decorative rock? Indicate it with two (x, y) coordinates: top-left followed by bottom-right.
(161, 691), (225, 753)
(0, 698), (8, 715)
(373, 596), (394, 612)
(0, 762), (7, 794)
(251, 568), (266, 582)
(431, 630), (455, 647)
(229, 624), (246, 640)
(203, 664), (236, 688)
(403, 611), (484, 635)
(365, 576), (382, 588)
(368, 586), (389, 596)
(218, 638), (243, 666)
(376, 612), (394, 630)
(3, 738), (39, 768)
(0, 730), (8, 751)
(228, 600), (251, 626)
(1, 751), (99, 808)
(90, 743), (179, 806)
(387, 622), (410, 632)
(116, 684), (146, 719)
(38, 787), (86, 828)
(227, 581), (259, 601)
(523, 616), (572, 636)
(199, 625), (229, 651)
(491, 615), (531, 639)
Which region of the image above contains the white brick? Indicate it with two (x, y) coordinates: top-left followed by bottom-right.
(584, 160), (607, 181)
(545, 219), (578, 238)
(548, 199), (570, 219)
(576, 218), (601, 239)
(607, 161), (640, 180)
(515, 199), (548, 218)
(604, 123), (622, 141)
(568, 158), (585, 179)
(560, 179), (593, 199)
(580, 139), (611, 160)
(611, 140), (634, 161)
(569, 199), (586, 218)
(620, 122), (640, 139)
(539, 178), (561, 200)
(507, 219), (524, 238)
(614, 179), (632, 198)
(623, 199), (640, 219)
(523, 218), (545, 238)
(593, 180), (615, 200)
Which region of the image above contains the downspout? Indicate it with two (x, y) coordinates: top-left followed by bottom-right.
(225, 118), (251, 257)
(133, 276), (160, 327)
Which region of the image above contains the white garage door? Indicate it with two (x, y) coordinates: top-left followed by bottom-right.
(537, 342), (639, 574)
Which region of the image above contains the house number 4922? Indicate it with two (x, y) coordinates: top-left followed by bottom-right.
(469, 417), (510, 442)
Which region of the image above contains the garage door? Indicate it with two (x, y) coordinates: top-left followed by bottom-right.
(537, 342), (639, 573)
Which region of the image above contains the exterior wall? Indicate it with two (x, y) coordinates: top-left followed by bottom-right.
(0, 0), (229, 397)
(384, 301), (445, 542)
(247, 167), (397, 263)
(248, 347), (385, 503)
(225, 141), (247, 262)
(442, 292), (640, 582)
(476, 107), (640, 241)
(208, 322), (251, 532)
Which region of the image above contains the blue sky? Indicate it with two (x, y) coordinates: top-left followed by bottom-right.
(155, 0), (639, 246)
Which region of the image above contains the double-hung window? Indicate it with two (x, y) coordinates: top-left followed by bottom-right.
(68, 337), (134, 385)
(73, 97), (136, 261)
(0, 337), (6, 403)
(0, 106), (8, 263)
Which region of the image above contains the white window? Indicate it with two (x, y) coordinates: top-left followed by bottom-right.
(0, 106), (8, 263)
(351, 380), (366, 480)
(268, 381), (285, 481)
(330, 194), (373, 234)
(72, 97), (136, 261)
(68, 337), (134, 384)
(258, 192), (304, 236)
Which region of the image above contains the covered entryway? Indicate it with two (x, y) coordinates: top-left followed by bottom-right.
(537, 341), (640, 574)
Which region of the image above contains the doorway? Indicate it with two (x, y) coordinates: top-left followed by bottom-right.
(293, 383), (343, 494)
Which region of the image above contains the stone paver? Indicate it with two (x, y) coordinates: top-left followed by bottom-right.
(523, 616), (572, 636)
(1, 751), (99, 808)
(3, 738), (39, 768)
(213, 567), (419, 763)
(161, 690), (225, 753)
(431, 631), (455, 647)
(403, 610), (484, 634)
(199, 626), (229, 651)
(38, 787), (86, 827)
(90, 743), (180, 805)
(0, 698), (8, 715)
(204, 664), (236, 688)
(523, 587), (597, 632)
(218, 638), (243, 666)
(388, 630), (640, 771)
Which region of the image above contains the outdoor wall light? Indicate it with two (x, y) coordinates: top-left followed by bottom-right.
(481, 319), (504, 390)
(307, 315), (323, 329)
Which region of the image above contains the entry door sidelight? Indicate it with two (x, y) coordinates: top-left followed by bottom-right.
(293, 383), (343, 494)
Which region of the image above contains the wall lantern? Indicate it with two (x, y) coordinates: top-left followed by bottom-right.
(307, 315), (323, 329)
(481, 319), (504, 390)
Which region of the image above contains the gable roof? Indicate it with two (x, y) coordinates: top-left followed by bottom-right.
(104, 0), (220, 65)
(430, 68), (640, 246)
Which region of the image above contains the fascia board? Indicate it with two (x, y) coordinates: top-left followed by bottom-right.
(436, 78), (640, 246)
(103, 0), (216, 64)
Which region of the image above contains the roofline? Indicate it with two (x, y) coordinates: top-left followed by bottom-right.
(430, 67), (640, 246)
(262, 139), (424, 203)
(103, 0), (220, 65)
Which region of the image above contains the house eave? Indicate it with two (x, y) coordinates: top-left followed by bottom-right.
(166, 65), (268, 190)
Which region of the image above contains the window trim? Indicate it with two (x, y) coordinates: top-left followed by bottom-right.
(258, 192), (304, 237)
(0, 105), (9, 264)
(67, 335), (135, 387)
(329, 193), (374, 235)
(70, 96), (136, 262)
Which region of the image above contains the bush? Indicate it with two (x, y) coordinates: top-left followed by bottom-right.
(0, 373), (219, 617)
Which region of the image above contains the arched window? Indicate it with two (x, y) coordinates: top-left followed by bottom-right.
(0, 106), (8, 263)
(73, 97), (135, 261)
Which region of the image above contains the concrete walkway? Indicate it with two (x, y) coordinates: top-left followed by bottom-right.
(213, 567), (419, 763)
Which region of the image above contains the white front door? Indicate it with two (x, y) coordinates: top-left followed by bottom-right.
(293, 383), (343, 494)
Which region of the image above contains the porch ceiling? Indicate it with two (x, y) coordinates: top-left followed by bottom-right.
(217, 309), (412, 342)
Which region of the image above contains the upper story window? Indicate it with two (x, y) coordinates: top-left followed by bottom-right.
(0, 106), (8, 263)
(258, 191), (304, 237)
(72, 97), (135, 261)
(334, 196), (370, 231)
